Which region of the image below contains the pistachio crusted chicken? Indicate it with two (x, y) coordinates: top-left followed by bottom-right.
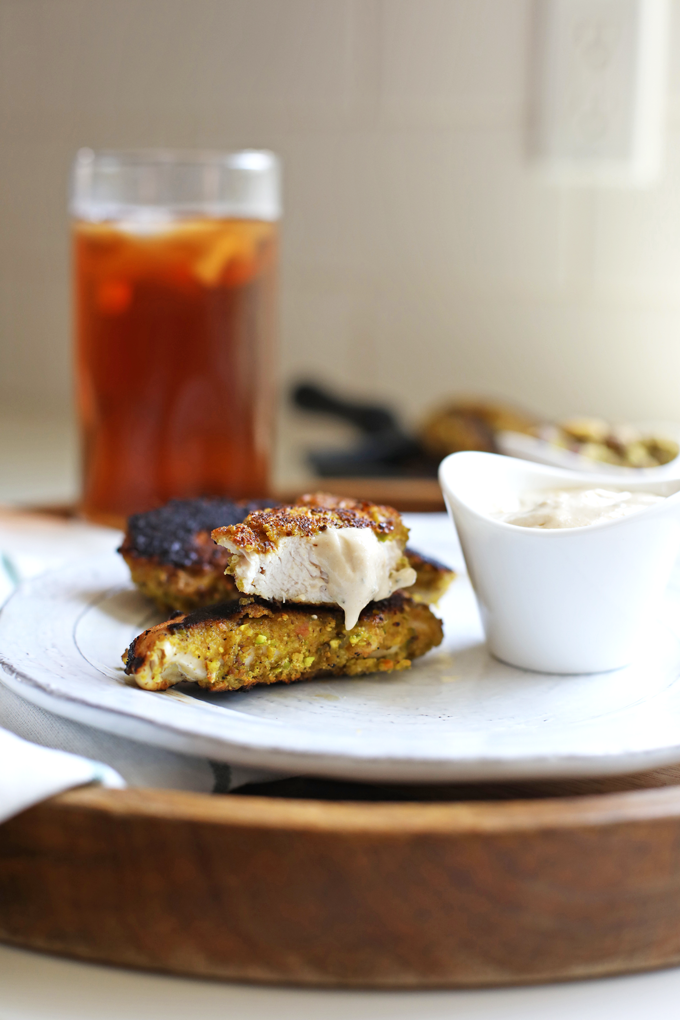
(294, 492), (454, 605)
(120, 494), (454, 612)
(122, 493), (445, 693)
(212, 498), (416, 629)
(119, 497), (271, 613)
(124, 593), (443, 692)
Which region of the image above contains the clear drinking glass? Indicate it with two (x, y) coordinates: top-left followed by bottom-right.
(71, 149), (280, 526)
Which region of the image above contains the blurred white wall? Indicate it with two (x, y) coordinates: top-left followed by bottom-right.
(2, 0), (680, 424)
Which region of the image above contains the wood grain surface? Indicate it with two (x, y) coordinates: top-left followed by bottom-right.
(4, 771), (680, 987)
(274, 478), (445, 513)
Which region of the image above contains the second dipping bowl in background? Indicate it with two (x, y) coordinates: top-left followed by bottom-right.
(439, 452), (680, 674)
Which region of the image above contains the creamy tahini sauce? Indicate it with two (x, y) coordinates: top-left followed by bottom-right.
(492, 487), (664, 529)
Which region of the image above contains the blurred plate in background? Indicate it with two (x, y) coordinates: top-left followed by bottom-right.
(498, 421), (680, 479)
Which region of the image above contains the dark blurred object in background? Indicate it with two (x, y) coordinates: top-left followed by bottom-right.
(292, 382), (439, 478)
(292, 383), (540, 479)
(420, 399), (539, 459)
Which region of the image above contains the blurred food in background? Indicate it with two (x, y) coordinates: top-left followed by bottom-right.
(293, 382), (680, 478)
(419, 399), (538, 458)
(538, 418), (679, 469)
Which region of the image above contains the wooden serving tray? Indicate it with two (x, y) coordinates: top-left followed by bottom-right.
(4, 495), (679, 987)
(4, 769), (680, 987)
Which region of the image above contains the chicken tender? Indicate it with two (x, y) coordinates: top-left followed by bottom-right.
(118, 497), (274, 613)
(124, 593), (443, 692)
(405, 549), (455, 605)
(119, 494), (455, 613)
(212, 500), (416, 629)
(296, 493), (455, 605)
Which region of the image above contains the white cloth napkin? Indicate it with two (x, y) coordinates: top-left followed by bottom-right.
(0, 726), (125, 824)
(0, 507), (284, 821)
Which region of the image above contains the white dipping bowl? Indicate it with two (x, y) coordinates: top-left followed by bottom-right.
(439, 451), (680, 674)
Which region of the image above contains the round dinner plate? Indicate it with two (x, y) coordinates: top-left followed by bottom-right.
(3, 527), (680, 781)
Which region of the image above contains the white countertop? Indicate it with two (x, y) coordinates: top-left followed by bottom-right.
(3, 943), (680, 1019)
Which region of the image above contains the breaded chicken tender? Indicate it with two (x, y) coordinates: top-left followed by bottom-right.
(118, 497), (271, 613)
(295, 493), (455, 605)
(124, 593), (443, 692)
(212, 499), (416, 629)
(405, 549), (456, 605)
(119, 494), (455, 613)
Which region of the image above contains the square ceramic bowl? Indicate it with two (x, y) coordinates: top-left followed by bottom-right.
(439, 451), (680, 674)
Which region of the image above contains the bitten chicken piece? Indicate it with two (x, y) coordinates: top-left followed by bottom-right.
(119, 493), (455, 613)
(124, 594), (443, 692)
(296, 493), (455, 605)
(212, 500), (416, 629)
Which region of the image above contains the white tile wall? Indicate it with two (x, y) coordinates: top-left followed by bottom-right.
(2, 0), (680, 426)
(379, 0), (528, 126)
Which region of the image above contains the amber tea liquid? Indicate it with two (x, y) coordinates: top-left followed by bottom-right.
(74, 218), (277, 525)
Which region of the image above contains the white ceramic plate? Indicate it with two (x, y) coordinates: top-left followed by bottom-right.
(3, 514), (680, 782)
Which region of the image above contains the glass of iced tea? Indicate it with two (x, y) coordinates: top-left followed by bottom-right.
(71, 149), (280, 526)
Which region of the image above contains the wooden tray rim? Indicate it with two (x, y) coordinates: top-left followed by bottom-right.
(43, 781), (680, 833)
